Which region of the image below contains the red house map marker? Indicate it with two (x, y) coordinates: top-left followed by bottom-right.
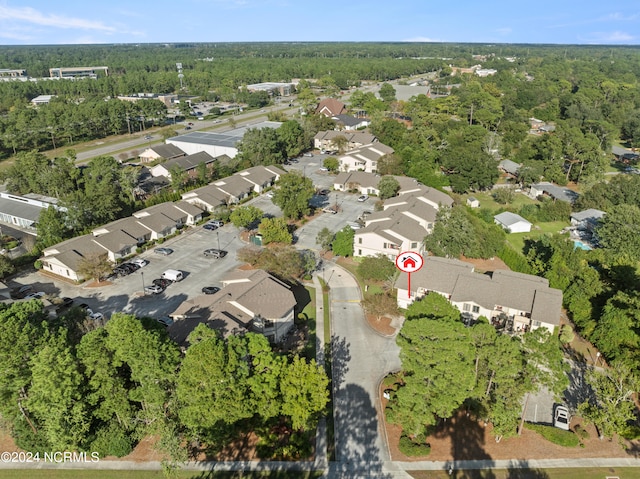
(395, 251), (424, 298)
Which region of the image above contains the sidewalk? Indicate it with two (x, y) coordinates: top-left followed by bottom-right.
(312, 272), (328, 473)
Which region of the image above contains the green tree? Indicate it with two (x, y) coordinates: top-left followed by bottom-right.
(280, 356), (329, 431)
(579, 361), (640, 439)
(36, 206), (69, 249)
(378, 175), (400, 200)
(277, 120), (307, 159)
(591, 291), (640, 362)
(332, 226), (354, 257)
(258, 217), (292, 244)
(104, 313), (180, 430)
(0, 254), (16, 279)
(423, 205), (475, 258)
(363, 292), (398, 322)
(393, 319), (475, 436)
(405, 292), (461, 322)
(272, 171), (315, 219)
(315, 227), (334, 251)
(596, 204), (640, 262)
(236, 127), (286, 167)
(323, 157), (339, 173)
(379, 83), (397, 103)
(357, 254), (397, 282)
(177, 325), (252, 434)
(27, 333), (90, 450)
(229, 205), (263, 229)
(77, 253), (113, 283)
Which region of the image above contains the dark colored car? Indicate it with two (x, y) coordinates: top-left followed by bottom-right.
(318, 189), (330, 196)
(78, 303), (90, 311)
(152, 278), (171, 289)
(60, 297), (74, 308)
(203, 223), (218, 231)
(202, 286), (220, 295)
(203, 249), (227, 259)
(11, 285), (33, 299)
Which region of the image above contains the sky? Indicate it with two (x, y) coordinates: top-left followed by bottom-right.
(0, 0), (638, 46)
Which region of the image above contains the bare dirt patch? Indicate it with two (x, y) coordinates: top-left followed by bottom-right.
(382, 401), (637, 462)
(365, 313), (396, 336)
(459, 255), (510, 273)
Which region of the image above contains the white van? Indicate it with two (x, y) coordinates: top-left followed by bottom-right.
(161, 269), (184, 282)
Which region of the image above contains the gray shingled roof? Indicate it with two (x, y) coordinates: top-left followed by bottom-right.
(149, 144), (185, 159)
(494, 211), (532, 228)
(396, 256), (474, 292)
(570, 209), (605, 222)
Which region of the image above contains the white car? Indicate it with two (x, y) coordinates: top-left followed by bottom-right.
(319, 167), (329, 172)
(266, 191), (275, 198)
(89, 312), (104, 321)
(132, 258), (148, 268)
(357, 195), (369, 202)
(554, 405), (570, 430)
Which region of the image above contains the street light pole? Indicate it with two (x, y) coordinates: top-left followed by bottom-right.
(217, 230), (221, 251)
(141, 271), (145, 295)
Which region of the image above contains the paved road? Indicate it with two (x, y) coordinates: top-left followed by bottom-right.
(325, 262), (403, 478)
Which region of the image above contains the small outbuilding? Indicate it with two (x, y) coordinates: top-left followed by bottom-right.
(466, 196), (480, 208)
(494, 212), (532, 233)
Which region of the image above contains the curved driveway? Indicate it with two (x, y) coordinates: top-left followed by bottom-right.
(324, 262), (403, 478)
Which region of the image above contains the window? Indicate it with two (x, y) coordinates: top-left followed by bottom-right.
(358, 249), (362, 255)
(358, 238), (362, 244)
(411, 242), (418, 249)
(532, 320), (541, 327)
(472, 306), (480, 314)
(463, 304), (470, 312)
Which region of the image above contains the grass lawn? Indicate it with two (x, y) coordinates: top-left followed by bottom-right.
(0, 471), (322, 479)
(460, 191), (538, 213)
(300, 286), (316, 360)
(408, 468), (639, 479)
(505, 221), (570, 252)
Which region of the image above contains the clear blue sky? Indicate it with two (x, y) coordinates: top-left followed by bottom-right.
(0, 0), (638, 45)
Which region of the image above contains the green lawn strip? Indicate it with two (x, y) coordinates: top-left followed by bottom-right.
(300, 285), (316, 360)
(459, 191), (538, 213)
(317, 277), (334, 461)
(409, 468), (638, 479)
(0, 471), (322, 479)
(524, 422), (580, 447)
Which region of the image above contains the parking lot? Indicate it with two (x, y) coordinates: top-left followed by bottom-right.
(10, 154), (374, 321)
(10, 223), (244, 322)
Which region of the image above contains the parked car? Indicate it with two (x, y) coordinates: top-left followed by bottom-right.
(131, 258), (148, 268)
(185, 126), (192, 130)
(202, 286), (220, 295)
(288, 158), (299, 163)
(144, 135), (152, 140)
(78, 303), (91, 311)
(318, 189), (330, 196)
(153, 278), (171, 289)
(319, 167), (329, 172)
(24, 291), (45, 300)
(322, 206), (338, 214)
(554, 405), (570, 430)
(154, 247), (174, 256)
(188, 122), (194, 125)
(157, 317), (174, 327)
(203, 223), (218, 231)
(357, 195), (369, 202)
(89, 312), (104, 321)
(303, 152), (313, 157)
(145, 284), (164, 295)
(208, 220), (224, 228)
(266, 191), (275, 199)
(203, 249), (227, 258)
(11, 285), (33, 299)
(161, 269), (184, 282)
(59, 297), (74, 308)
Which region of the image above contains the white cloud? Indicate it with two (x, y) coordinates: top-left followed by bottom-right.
(0, 29), (32, 41)
(582, 30), (636, 43)
(404, 36), (442, 42)
(496, 27), (512, 35)
(0, 5), (116, 32)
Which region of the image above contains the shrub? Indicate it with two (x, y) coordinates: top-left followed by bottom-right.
(91, 423), (134, 458)
(398, 435), (431, 457)
(497, 246), (534, 274)
(33, 260), (42, 270)
(524, 422), (580, 447)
